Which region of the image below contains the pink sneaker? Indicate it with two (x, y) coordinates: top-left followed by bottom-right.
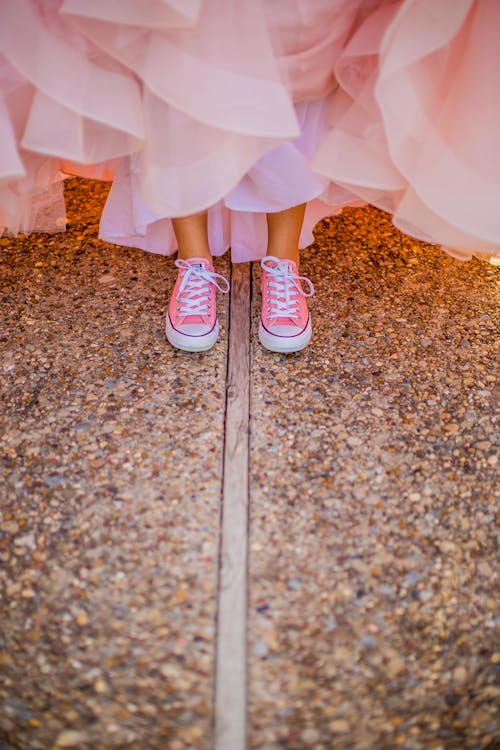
(259, 256), (314, 353)
(166, 258), (230, 352)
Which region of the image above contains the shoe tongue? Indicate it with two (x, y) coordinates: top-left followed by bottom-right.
(276, 259), (295, 271)
(181, 262), (209, 324)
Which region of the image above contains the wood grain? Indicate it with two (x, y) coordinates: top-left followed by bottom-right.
(215, 262), (251, 750)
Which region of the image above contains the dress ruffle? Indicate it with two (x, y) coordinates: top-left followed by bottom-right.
(312, 0), (500, 260)
(1, 0), (498, 261)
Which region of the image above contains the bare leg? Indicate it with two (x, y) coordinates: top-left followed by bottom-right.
(172, 211), (212, 262)
(266, 203), (306, 266)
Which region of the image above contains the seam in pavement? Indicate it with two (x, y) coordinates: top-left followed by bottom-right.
(214, 262), (251, 750)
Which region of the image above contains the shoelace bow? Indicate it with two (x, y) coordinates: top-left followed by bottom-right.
(261, 256), (314, 320)
(175, 259), (230, 316)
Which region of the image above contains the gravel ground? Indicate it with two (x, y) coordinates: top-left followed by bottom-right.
(1, 179), (499, 750)
(248, 207), (499, 749)
(0, 180), (228, 750)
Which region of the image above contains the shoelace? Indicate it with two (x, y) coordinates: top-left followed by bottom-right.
(175, 259), (230, 316)
(261, 256), (314, 320)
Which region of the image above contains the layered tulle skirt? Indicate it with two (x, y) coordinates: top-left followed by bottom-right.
(1, 0), (499, 261)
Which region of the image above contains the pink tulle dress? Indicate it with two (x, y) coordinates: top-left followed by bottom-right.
(1, 0), (499, 262)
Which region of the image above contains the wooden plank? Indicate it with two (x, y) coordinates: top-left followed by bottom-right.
(215, 262), (251, 750)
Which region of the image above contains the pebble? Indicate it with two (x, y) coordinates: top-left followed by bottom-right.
(477, 561), (493, 577)
(329, 720), (350, 733)
(253, 642), (269, 658)
(453, 666), (467, 683)
(54, 730), (89, 747)
(346, 436), (363, 447)
(14, 532), (36, 549)
(43, 474), (67, 488)
(418, 590), (433, 602)
(0, 520), (19, 534)
(94, 679), (108, 693)
(386, 657), (406, 679)
(301, 728), (320, 744)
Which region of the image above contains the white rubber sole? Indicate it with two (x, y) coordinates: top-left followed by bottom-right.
(166, 316), (219, 352)
(258, 318), (312, 353)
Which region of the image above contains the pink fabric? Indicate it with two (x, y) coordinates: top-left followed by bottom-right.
(0, 0), (499, 260)
(312, 0), (500, 258)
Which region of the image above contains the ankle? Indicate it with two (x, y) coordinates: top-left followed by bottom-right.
(178, 248), (213, 263)
(266, 249), (300, 266)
